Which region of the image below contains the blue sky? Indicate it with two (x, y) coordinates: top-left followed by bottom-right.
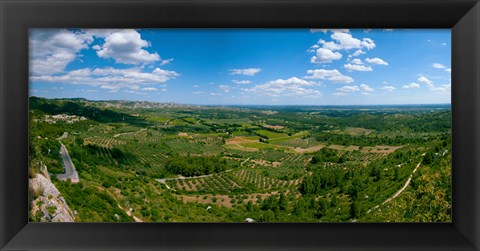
(29, 29), (451, 105)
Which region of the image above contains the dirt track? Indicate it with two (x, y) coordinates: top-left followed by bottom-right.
(366, 157), (423, 214)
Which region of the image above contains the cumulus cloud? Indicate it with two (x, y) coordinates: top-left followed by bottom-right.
(402, 82), (420, 89)
(29, 29), (93, 75)
(229, 68), (262, 76)
(245, 77), (321, 97)
(309, 31), (375, 66)
(361, 38), (376, 50)
(382, 86), (396, 91)
(418, 76), (434, 88)
(30, 67), (179, 90)
(360, 84), (374, 92)
(344, 63), (373, 72)
(349, 49), (366, 58)
(232, 80), (251, 84)
(337, 85), (359, 92)
(95, 29), (160, 64)
(351, 58), (363, 65)
(310, 48), (342, 64)
(365, 57), (389, 65)
(305, 69), (354, 84)
(319, 32), (376, 51)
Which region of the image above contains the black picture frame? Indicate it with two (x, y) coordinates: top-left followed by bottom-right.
(1, 0), (479, 250)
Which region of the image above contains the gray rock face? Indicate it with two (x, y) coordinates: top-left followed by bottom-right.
(29, 174), (75, 222)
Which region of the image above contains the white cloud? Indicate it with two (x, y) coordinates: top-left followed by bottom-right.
(30, 67), (179, 90)
(160, 58), (174, 66)
(349, 50), (366, 58)
(141, 87), (158, 91)
(337, 85), (359, 92)
(418, 76), (434, 88)
(344, 63), (372, 72)
(332, 92), (347, 96)
(310, 48), (342, 64)
(351, 58), (363, 65)
(365, 57), (389, 65)
(382, 86), (396, 91)
(402, 82), (420, 89)
(361, 38), (376, 50)
(319, 32), (376, 51)
(229, 68), (262, 76)
(305, 69), (354, 84)
(429, 84), (451, 92)
(29, 29), (93, 75)
(232, 80), (251, 84)
(361, 92), (370, 96)
(245, 77), (321, 97)
(210, 93), (222, 96)
(383, 29), (394, 32)
(432, 63), (446, 69)
(359, 84), (374, 92)
(322, 32), (362, 50)
(432, 63), (451, 73)
(219, 85), (231, 93)
(95, 29), (160, 65)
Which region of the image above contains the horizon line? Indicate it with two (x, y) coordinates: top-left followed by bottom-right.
(29, 96), (452, 107)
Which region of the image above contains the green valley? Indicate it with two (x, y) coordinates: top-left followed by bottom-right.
(28, 97), (451, 222)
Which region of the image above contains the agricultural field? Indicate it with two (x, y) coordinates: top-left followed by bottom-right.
(28, 97), (452, 223)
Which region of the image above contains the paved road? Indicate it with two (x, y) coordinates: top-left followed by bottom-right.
(56, 144), (80, 183)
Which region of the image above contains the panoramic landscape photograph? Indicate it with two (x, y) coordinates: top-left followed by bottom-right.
(28, 28), (451, 222)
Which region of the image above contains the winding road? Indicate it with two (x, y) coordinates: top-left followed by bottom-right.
(366, 157), (423, 214)
(56, 132), (80, 183)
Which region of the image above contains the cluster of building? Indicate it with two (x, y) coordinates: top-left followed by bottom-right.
(34, 114), (87, 124)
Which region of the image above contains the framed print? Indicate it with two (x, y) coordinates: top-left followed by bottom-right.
(1, 0), (480, 250)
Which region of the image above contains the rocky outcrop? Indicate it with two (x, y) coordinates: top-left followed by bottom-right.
(29, 174), (75, 222)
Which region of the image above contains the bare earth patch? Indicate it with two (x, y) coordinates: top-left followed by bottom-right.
(328, 144), (346, 150)
(344, 145), (360, 151)
(294, 144), (325, 153)
(345, 127), (373, 135)
(263, 125), (285, 130)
